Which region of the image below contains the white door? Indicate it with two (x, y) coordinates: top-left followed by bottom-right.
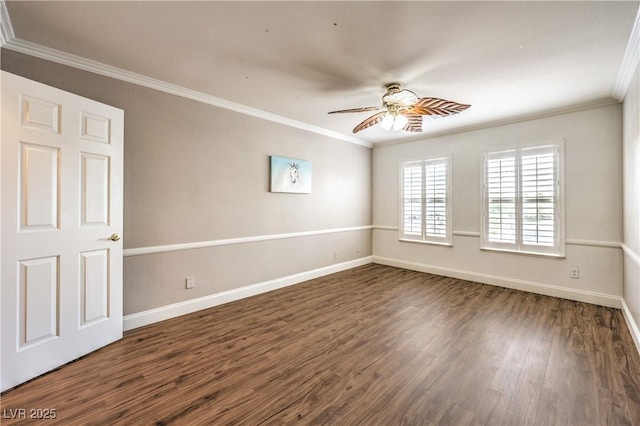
(1, 71), (124, 392)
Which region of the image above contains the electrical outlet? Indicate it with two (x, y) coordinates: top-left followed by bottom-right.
(356, 244), (360, 253)
(333, 251), (338, 260)
(186, 276), (195, 289)
(570, 267), (579, 279)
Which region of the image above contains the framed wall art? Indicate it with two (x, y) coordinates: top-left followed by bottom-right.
(269, 156), (312, 194)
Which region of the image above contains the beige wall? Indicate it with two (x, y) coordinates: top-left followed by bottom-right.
(372, 104), (623, 305)
(623, 62), (640, 330)
(1, 50), (372, 315)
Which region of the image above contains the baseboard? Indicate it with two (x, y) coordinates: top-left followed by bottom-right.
(372, 255), (622, 309)
(123, 256), (373, 331)
(621, 298), (640, 356)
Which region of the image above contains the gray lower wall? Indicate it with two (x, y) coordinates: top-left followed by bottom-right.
(2, 49), (372, 315)
(124, 230), (371, 314)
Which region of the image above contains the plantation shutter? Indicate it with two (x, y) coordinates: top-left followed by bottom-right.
(521, 146), (556, 247)
(483, 143), (563, 256)
(401, 157), (451, 244)
(486, 151), (517, 244)
(425, 159), (447, 237)
(402, 161), (423, 237)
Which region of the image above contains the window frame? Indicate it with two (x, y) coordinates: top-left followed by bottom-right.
(481, 140), (565, 257)
(399, 155), (453, 246)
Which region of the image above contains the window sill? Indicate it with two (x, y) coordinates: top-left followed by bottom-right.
(399, 238), (453, 247)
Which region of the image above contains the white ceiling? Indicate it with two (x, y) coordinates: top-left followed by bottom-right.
(3, 1), (639, 146)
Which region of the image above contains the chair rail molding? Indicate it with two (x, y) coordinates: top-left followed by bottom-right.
(124, 225), (373, 257)
(372, 226), (622, 249)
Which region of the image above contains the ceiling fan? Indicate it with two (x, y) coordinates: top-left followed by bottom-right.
(328, 82), (471, 134)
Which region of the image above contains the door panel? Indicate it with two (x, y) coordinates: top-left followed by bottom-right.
(80, 249), (110, 325)
(20, 143), (59, 230)
(19, 256), (59, 346)
(81, 153), (110, 226)
(20, 95), (60, 133)
(80, 111), (111, 144)
(1, 71), (124, 392)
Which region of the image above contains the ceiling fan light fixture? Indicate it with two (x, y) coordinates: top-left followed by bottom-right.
(380, 113), (394, 130)
(393, 114), (408, 131)
(380, 112), (408, 131)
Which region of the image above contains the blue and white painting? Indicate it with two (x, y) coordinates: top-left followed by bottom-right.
(270, 156), (312, 194)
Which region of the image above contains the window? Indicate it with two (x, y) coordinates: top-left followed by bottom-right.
(400, 156), (452, 245)
(482, 142), (564, 256)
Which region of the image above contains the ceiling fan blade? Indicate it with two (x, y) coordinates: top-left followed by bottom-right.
(328, 106), (385, 114)
(399, 112), (423, 132)
(353, 111), (388, 133)
(408, 97), (471, 116)
(329, 87), (470, 133)
(383, 89), (418, 107)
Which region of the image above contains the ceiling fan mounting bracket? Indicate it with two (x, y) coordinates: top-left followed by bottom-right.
(384, 82), (402, 93)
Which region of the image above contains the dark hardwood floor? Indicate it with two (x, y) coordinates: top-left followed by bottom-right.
(2, 264), (640, 425)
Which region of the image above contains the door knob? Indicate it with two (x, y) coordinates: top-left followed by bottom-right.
(108, 233), (121, 242)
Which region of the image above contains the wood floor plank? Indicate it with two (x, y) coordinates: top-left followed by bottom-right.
(1, 264), (640, 425)
(501, 331), (550, 426)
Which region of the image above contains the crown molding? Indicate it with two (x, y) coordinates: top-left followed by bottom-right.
(374, 98), (619, 147)
(0, 0), (14, 46)
(1, 37), (371, 148)
(613, 3), (640, 101)
(1, 0), (635, 144)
